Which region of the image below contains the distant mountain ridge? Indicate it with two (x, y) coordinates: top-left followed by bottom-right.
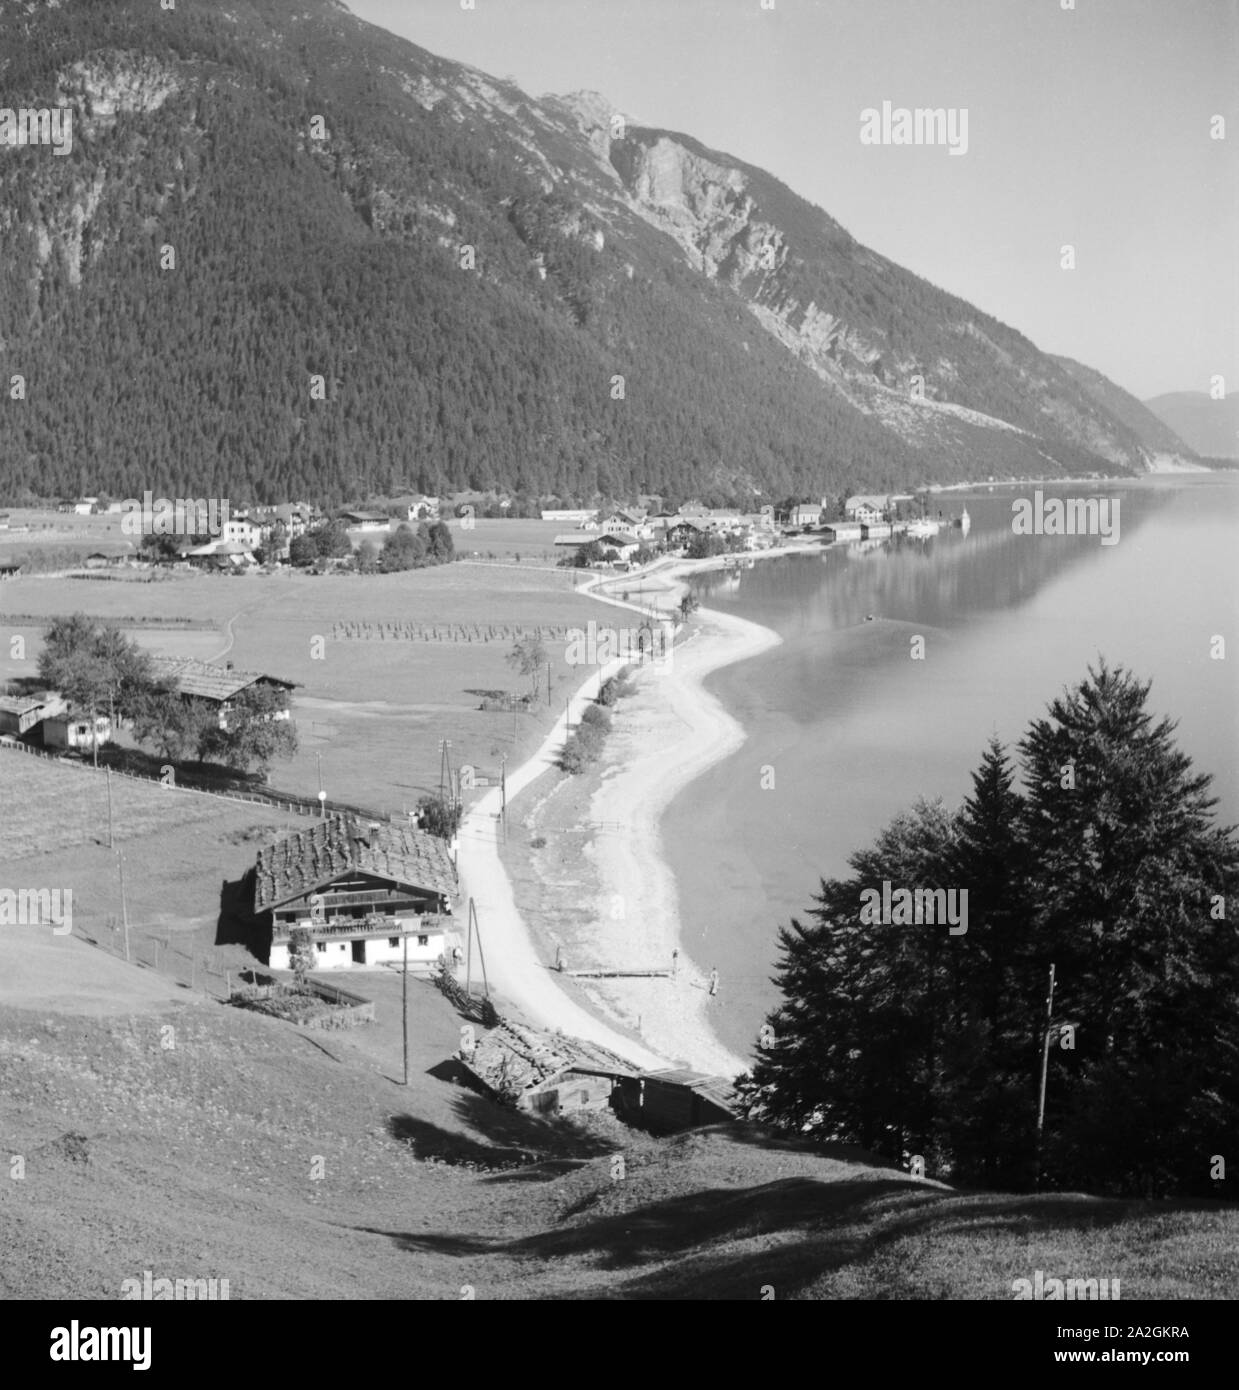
(1143, 392), (1239, 460)
(0, 0), (1202, 506)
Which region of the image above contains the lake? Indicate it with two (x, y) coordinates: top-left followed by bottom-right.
(663, 475), (1239, 1061)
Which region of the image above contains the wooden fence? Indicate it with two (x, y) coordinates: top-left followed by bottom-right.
(0, 737), (404, 825)
(73, 917), (233, 1002)
(433, 962), (499, 1027)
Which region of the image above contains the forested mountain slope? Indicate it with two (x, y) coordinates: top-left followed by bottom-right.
(0, 0), (1198, 505)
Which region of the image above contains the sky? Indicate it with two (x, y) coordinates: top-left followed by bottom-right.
(347, 0), (1238, 401)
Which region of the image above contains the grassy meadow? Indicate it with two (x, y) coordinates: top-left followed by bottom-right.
(1, 553), (620, 808)
(1, 973), (1234, 1299)
(0, 754), (305, 943)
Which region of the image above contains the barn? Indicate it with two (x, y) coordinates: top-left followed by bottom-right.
(457, 1020), (636, 1115)
(149, 656), (296, 731)
(611, 1069), (742, 1134)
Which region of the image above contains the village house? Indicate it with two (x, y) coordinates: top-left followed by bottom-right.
(182, 539), (256, 570)
(0, 691), (66, 738)
(339, 509), (390, 532)
(599, 507), (652, 537)
(658, 517), (709, 550)
(844, 494), (890, 524)
(822, 518), (864, 541)
(148, 656), (296, 730)
(400, 495), (441, 521)
(223, 514), (263, 548)
(594, 530), (643, 561)
(789, 503), (823, 528)
(253, 816), (457, 971)
(43, 710), (113, 752)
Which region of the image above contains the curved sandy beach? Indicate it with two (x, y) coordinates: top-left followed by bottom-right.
(454, 560), (783, 1077)
(576, 604), (782, 1075)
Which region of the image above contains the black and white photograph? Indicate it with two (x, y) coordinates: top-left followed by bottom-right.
(0, 0), (1235, 1350)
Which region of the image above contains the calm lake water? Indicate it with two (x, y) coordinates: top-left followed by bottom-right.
(664, 475), (1239, 1061)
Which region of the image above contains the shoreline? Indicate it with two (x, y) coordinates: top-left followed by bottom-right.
(572, 604), (781, 1075)
(455, 553), (791, 1076)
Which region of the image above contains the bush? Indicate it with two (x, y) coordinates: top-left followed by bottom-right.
(580, 703), (612, 733)
(560, 733), (594, 774)
(598, 667), (636, 706)
(560, 719), (606, 773)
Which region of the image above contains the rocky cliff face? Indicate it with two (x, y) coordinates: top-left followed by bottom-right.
(540, 93), (1194, 469)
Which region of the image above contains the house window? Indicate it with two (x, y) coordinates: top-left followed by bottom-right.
(315, 942), (327, 953)
(388, 937), (399, 948)
(338, 943), (347, 951)
(418, 935), (429, 947)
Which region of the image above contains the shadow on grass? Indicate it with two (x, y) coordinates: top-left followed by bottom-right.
(351, 1143), (1227, 1299)
(215, 868), (268, 955)
(386, 1090), (621, 1178)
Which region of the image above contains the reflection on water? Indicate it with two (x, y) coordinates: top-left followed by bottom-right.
(665, 477), (1239, 1060)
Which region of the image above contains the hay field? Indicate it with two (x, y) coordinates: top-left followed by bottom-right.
(1, 561), (620, 812)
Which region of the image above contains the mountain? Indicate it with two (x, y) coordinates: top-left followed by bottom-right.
(1051, 355), (1195, 464)
(1144, 392), (1239, 461)
(0, 0), (1197, 506)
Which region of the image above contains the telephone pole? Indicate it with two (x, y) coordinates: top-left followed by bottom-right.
(438, 740), (453, 806)
(401, 932), (409, 1086)
(118, 851), (130, 963)
(1035, 963), (1056, 1189)
(500, 755), (507, 842)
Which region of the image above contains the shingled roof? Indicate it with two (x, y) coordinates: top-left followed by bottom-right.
(150, 655), (297, 703)
(253, 815), (458, 913)
(644, 1068), (741, 1115)
(463, 1020), (637, 1093)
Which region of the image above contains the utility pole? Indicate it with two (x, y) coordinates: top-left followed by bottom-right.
(1035, 963), (1056, 1189)
(106, 766), (114, 849)
(118, 851), (130, 963)
(465, 895), (473, 997)
(500, 755), (507, 842)
(438, 740), (453, 806)
(401, 932), (409, 1086)
(469, 897), (490, 1000)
